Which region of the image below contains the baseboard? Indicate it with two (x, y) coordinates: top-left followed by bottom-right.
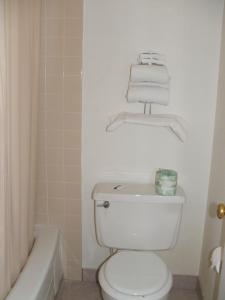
(196, 278), (204, 300)
(82, 268), (199, 291)
(82, 268), (98, 282)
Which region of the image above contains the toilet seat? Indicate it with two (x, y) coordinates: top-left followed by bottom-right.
(104, 251), (169, 296)
(99, 251), (173, 300)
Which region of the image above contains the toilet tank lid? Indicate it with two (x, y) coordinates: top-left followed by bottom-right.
(92, 182), (185, 204)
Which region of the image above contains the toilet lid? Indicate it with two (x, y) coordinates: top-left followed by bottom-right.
(104, 251), (169, 296)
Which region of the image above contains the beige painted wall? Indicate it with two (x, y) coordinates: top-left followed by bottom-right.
(199, 5), (225, 300)
(35, 0), (83, 280)
(82, 0), (224, 275)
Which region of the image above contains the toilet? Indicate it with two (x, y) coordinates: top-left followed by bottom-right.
(92, 182), (185, 300)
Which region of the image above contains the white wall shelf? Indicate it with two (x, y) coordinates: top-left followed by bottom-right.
(106, 112), (187, 142)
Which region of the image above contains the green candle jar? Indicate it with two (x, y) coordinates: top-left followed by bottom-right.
(155, 169), (177, 196)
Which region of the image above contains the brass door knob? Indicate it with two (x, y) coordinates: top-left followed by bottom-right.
(217, 203), (225, 219)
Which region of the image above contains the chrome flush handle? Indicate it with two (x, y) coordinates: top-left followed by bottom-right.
(97, 201), (110, 208)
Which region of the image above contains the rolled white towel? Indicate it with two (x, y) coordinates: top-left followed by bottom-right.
(127, 84), (169, 105)
(130, 64), (170, 84)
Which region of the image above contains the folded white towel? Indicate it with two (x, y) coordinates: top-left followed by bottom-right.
(138, 52), (166, 65)
(130, 64), (170, 84)
(130, 81), (169, 88)
(127, 84), (169, 105)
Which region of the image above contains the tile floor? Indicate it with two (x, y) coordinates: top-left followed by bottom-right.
(56, 281), (200, 300)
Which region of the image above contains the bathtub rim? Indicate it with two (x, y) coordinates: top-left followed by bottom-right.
(5, 225), (63, 300)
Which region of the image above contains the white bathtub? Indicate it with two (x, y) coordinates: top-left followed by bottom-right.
(6, 225), (63, 300)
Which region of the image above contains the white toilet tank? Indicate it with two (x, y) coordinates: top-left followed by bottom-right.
(93, 182), (185, 251)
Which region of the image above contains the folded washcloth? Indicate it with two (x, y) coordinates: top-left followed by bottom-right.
(127, 84), (169, 105)
(130, 64), (170, 84)
(138, 52), (166, 65)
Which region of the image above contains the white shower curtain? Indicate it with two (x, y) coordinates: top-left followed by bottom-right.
(0, 1), (41, 299)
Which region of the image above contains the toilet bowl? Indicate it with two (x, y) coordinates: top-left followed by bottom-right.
(98, 251), (172, 300)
